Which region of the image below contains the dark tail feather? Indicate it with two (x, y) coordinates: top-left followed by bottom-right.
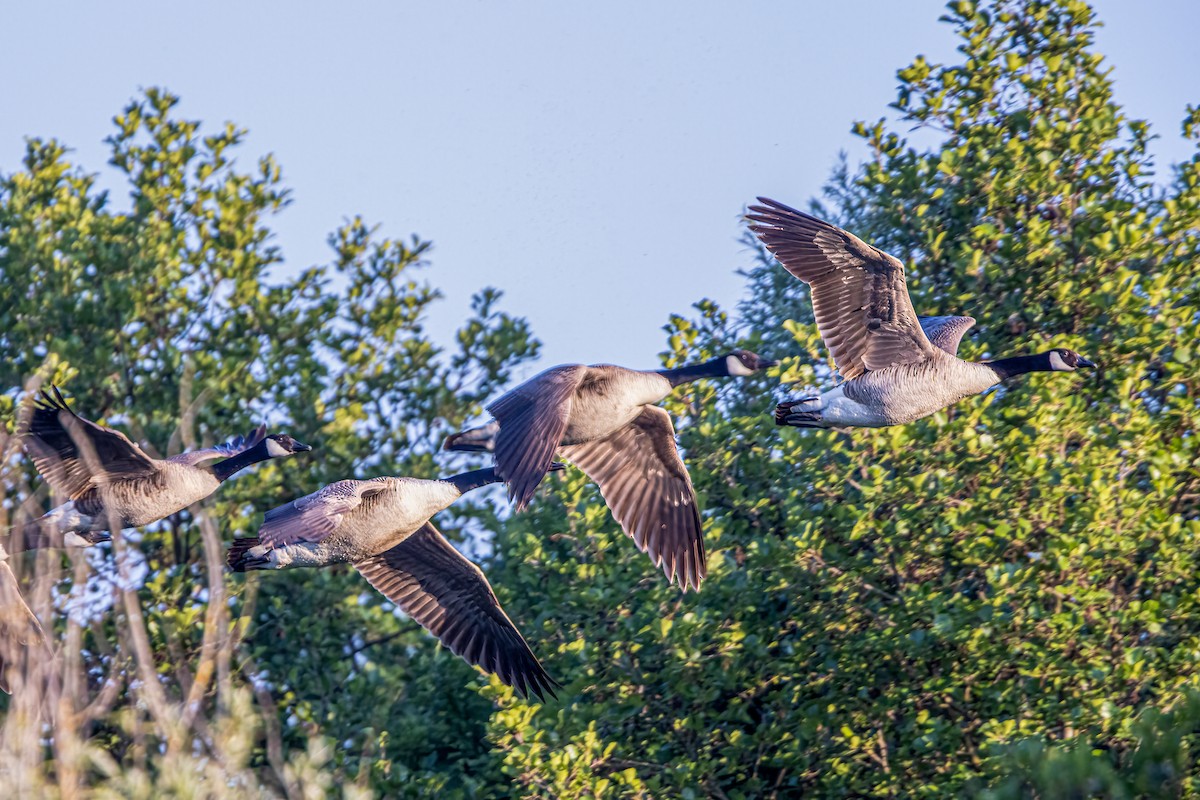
(774, 398), (827, 429)
(227, 537), (262, 572)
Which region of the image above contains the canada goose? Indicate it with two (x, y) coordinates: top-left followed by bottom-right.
(746, 198), (1095, 428)
(0, 528), (109, 693)
(227, 466), (560, 701)
(443, 350), (777, 591)
(21, 387), (312, 535)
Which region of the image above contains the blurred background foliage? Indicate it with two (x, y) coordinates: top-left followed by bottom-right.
(2, 0), (1199, 796)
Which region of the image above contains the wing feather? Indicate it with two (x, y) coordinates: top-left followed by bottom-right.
(487, 366), (585, 511)
(747, 198), (937, 379)
(354, 523), (557, 701)
(21, 387), (157, 499)
(919, 315), (977, 356)
(166, 424), (268, 467)
(259, 478), (392, 548)
(559, 406), (706, 591)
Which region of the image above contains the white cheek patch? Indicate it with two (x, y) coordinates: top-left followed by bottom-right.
(266, 439), (291, 458)
(1048, 351), (1072, 371)
(726, 355), (755, 377)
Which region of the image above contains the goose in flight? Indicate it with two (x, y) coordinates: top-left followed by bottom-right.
(21, 387), (311, 535)
(227, 466), (560, 702)
(443, 350), (776, 591)
(746, 198), (1094, 428)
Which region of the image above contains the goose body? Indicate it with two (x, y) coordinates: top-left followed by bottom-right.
(791, 356), (1005, 428)
(747, 198), (1094, 429)
(21, 387), (311, 534)
(228, 466), (559, 701)
(558, 366), (673, 444)
(444, 351), (776, 591)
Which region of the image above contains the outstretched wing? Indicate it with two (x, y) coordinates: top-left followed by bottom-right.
(22, 386), (157, 499)
(746, 198), (937, 379)
(166, 424), (268, 467)
(919, 315), (976, 357)
(486, 365), (586, 511)
(355, 523), (558, 701)
(259, 478), (393, 548)
(559, 406), (706, 591)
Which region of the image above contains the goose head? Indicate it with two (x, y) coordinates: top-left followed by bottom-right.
(264, 434), (313, 458)
(1046, 349), (1096, 372)
(722, 350), (777, 378)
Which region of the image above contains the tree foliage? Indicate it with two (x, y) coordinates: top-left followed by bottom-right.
(2, 0), (1199, 797)
(0, 88), (539, 796)
(486, 0), (1200, 796)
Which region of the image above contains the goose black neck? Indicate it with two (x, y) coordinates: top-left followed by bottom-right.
(986, 353), (1052, 381)
(441, 467), (501, 495)
(656, 358), (725, 388)
(213, 441), (272, 482)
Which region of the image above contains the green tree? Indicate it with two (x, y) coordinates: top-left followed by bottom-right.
(0, 88), (540, 797)
(487, 0), (1200, 797)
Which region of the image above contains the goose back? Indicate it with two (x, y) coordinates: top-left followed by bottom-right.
(562, 366), (672, 445)
(70, 461), (221, 528)
(262, 477), (464, 566)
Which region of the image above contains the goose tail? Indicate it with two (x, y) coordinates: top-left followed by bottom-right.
(774, 397), (829, 429)
(227, 537), (266, 572)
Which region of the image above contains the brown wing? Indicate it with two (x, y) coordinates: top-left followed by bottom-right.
(559, 406), (706, 591)
(918, 315), (977, 357)
(746, 198), (937, 379)
(486, 365), (585, 511)
(166, 424), (268, 467)
(22, 387), (157, 499)
(0, 561), (48, 694)
(355, 523), (557, 701)
(259, 478), (392, 548)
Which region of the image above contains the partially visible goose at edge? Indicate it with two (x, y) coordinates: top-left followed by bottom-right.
(443, 350), (777, 592)
(0, 542), (46, 695)
(0, 526), (110, 693)
(227, 465), (560, 702)
(746, 198), (1095, 428)
(20, 387), (312, 536)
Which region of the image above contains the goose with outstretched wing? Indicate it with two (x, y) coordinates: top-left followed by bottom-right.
(746, 198), (1094, 428)
(443, 350), (776, 591)
(227, 466), (560, 701)
(21, 386), (311, 537)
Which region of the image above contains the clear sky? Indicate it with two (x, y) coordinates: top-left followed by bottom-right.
(2, 2), (1197, 377)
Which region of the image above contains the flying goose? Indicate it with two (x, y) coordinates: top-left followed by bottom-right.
(0, 527), (109, 693)
(227, 466), (560, 701)
(746, 198), (1095, 428)
(443, 350), (777, 591)
(21, 387), (312, 536)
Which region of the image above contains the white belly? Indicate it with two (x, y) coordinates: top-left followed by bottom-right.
(818, 385), (891, 427)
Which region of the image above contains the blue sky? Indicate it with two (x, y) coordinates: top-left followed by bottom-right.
(2, 2), (1197, 376)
